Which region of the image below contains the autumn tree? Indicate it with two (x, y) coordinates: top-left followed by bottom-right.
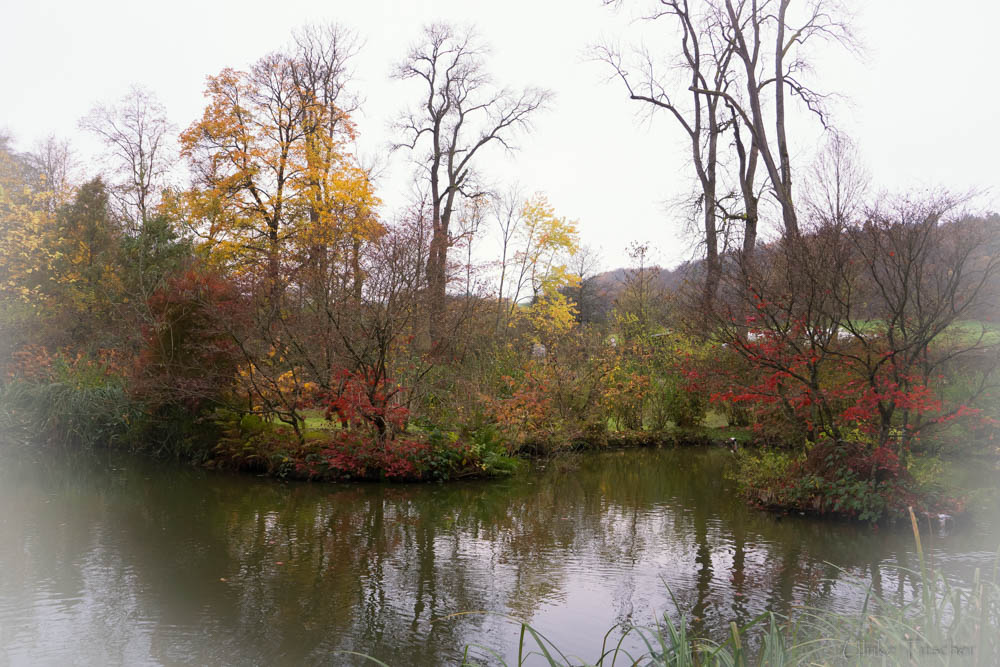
(323, 218), (430, 435)
(392, 23), (549, 349)
(493, 193), (579, 324)
(0, 135), (60, 361)
(178, 27), (384, 431)
(179, 28), (378, 308)
(0, 136), (51, 297)
(0, 138), (144, 360)
(508, 194), (581, 341)
(289, 24), (377, 304)
(179, 57), (306, 298)
(708, 194), (999, 449)
(134, 264), (246, 414)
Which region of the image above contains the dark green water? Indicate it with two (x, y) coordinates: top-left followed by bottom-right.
(0, 445), (997, 666)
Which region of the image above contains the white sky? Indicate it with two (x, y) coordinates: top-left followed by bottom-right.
(3, 0), (998, 271)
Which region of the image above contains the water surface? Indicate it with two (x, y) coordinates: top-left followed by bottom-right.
(1, 445), (997, 665)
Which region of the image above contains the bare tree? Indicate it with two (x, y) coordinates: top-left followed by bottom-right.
(81, 85), (175, 232)
(291, 23), (360, 117)
(803, 130), (869, 227)
(698, 0), (857, 239)
(598, 0), (734, 311)
(454, 194), (487, 298)
(616, 242), (668, 332)
(491, 184), (524, 329)
(29, 135), (76, 212)
(392, 23), (550, 349)
(566, 244), (605, 324)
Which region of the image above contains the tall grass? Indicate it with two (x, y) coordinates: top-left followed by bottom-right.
(0, 377), (139, 449)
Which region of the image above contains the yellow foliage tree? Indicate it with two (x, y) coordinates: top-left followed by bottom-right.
(175, 32), (385, 430)
(178, 50), (380, 299)
(504, 193), (581, 340)
(0, 139), (60, 308)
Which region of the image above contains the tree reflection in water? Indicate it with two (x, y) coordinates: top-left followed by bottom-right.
(0, 446), (997, 665)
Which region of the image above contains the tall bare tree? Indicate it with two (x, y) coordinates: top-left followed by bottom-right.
(700, 0), (857, 239)
(605, 0), (855, 260)
(599, 0), (734, 311)
(81, 85), (175, 232)
(392, 23), (549, 349)
(491, 184), (524, 330)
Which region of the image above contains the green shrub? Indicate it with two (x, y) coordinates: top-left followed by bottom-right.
(649, 373), (707, 430)
(729, 448), (801, 508)
(207, 408), (306, 476)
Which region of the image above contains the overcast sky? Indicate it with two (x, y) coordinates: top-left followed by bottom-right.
(3, 0), (998, 271)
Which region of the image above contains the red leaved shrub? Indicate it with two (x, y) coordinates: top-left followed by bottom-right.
(133, 266), (246, 412)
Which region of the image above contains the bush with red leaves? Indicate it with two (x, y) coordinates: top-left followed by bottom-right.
(133, 266), (246, 412)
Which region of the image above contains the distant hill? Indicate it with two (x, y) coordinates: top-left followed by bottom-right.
(571, 212), (1000, 325)
(570, 262), (697, 324)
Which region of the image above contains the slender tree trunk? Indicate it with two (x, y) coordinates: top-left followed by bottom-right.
(351, 238), (363, 302)
(702, 181), (721, 318)
(773, 0), (799, 239)
(698, 101), (722, 318)
(267, 221), (282, 318)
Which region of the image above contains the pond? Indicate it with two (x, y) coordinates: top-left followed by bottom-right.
(1, 444), (997, 665)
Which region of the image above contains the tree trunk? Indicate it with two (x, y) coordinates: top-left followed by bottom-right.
(702, 191), (721, 319)
(425, 222), (448, 349)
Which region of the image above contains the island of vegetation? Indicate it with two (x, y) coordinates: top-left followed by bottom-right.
(1, 16), (997, 531)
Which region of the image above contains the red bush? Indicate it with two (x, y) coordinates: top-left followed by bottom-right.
(133, 266), (246, 411)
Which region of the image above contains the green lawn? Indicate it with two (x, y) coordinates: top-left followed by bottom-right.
(299, 408), (336, 431)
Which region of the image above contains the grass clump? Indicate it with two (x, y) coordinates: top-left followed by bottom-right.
(0, 354), (140, 450)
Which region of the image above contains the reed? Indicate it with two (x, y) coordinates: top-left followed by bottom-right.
(0, 377), (138, 449)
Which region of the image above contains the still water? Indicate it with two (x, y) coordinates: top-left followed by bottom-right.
(0, 445), (997, 665)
